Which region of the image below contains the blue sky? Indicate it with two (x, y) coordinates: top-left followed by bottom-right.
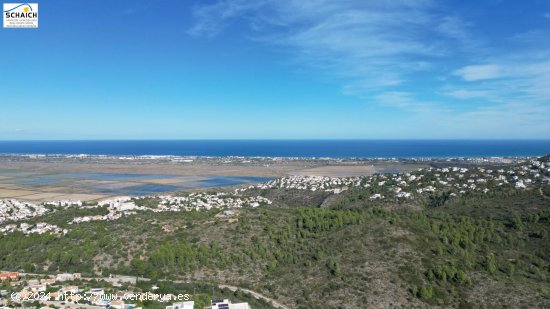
(1, 0), (549, 139)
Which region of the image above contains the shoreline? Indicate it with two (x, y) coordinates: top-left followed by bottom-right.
(0, 153), (544, 159)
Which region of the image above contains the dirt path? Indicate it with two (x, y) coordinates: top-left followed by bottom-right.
(218, 284), (290, 309)
(539, 186), (550, 200)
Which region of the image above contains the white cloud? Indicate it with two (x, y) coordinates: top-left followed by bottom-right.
(188, 1), (550, 137)
(435, 15), (484, 53)
(442, 89), (495, 100)
(375, 91), (449, 114)
(453, 64), (503, 81)
(447, 58), (550, 103)
(188, 0), (268, 37)
(188, 0), (452, 97)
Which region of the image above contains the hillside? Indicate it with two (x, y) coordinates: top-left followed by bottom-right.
(1, 160), (549, 308)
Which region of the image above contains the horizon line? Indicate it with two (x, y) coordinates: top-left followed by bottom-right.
(1, 138), (550, 142)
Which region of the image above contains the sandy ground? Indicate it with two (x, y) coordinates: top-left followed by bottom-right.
(0, 158), (426, 201)
(0, 161), (297, 177)
(0, 189), (37, 198)
(0, 162), (289, 201)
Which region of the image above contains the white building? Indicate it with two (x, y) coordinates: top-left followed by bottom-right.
(211, 299), (250, 309)
(56, 273), (75, 281)
(89, 288), (105, 295)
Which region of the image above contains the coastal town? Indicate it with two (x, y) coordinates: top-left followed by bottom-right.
(246, 157), (549, 199)
(0, 153), (523, 166)
(68, 193), (272, 225)
(1, 193), (273, 234)
(0, 157), (548, 237)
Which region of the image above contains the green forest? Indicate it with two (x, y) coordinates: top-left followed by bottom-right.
(1, 180), (549, 308)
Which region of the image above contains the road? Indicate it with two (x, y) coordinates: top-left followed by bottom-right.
(12, 272), (291, 309)
(101, 276), (291, 309)
(218, 284), (290, 309)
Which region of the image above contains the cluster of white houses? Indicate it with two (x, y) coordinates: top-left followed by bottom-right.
(242, 158), (550, 201)
(0, 199), (50, 224)
(69, 193), (272, 225)
(0, 199), (83, 225)
(1, 192), (273, 233)
(0, 222), (66, 236)
(156, 193), (272, 211)
(243, 175), (361, 194)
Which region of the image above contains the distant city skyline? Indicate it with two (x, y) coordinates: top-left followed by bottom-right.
(1, 0), (549, 140)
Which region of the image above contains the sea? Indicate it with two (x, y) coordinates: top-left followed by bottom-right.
(0, 140), (549, 158)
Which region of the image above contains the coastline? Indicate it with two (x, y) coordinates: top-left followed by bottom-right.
(1, 139), (549, 158)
